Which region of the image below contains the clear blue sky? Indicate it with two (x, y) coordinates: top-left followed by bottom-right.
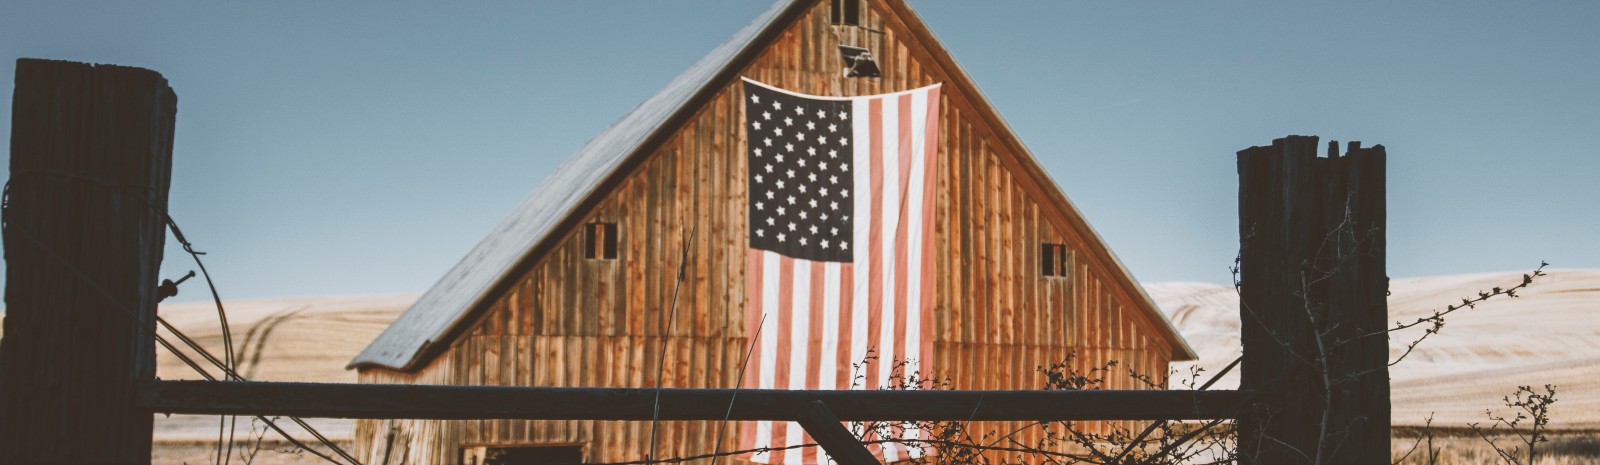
(3, 1), (1596, 303)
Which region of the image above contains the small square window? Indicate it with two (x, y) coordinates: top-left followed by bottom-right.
(584, 222), (618, 260)
(1042, 243), (1069, 278)
(831, 0), (861, 26)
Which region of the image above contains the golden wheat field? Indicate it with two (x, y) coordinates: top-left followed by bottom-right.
(10, 269), (1589, 463)
(1149, 269), (1600, 430)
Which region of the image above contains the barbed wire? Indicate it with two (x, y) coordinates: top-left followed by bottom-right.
(2, 176), (359, 465)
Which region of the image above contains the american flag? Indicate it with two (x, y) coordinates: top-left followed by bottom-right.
(740, 78), (942, 465)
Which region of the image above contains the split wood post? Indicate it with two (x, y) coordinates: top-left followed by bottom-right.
(0, 58), (176, 464)
(1236, 136), (1389, 464)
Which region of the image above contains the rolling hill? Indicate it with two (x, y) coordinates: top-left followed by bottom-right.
(1149, 268), (1600, 430)
(91, 268), (1595, 439)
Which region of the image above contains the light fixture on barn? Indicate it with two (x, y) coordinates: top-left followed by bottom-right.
(838, 44), (881, 78)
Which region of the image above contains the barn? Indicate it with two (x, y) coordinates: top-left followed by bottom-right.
(348, 1), (1196, 464)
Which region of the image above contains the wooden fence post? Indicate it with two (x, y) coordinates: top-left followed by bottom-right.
(1236, 136), (1388, 464)
(0, 58), (176, 464)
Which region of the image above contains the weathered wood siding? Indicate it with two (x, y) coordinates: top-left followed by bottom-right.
(356, 1), (1176, 464)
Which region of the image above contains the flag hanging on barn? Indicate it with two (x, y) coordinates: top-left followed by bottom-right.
(740, 78), (942, 465)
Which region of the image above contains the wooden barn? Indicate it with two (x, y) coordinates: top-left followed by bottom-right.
(348, 1), (1196, 464)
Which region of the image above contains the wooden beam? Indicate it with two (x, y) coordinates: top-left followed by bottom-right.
(794, 401), (880, 465)
(0, 58), (176, 465)
(138, 381), (1251, 421)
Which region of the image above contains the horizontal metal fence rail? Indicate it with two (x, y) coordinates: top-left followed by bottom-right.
(139, 380), (1252, 422)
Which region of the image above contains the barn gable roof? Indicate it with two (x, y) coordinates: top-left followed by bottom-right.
(352, 0), (1195, 371)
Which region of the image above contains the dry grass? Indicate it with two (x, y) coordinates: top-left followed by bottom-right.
(1392, 431), (1600, 465)
(152, 439), (355, 465)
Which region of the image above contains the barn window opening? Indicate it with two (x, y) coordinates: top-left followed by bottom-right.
(584, 222), (618, 260)
(461, 444), (583, 465)
(830, 0), (861, 26)
(1042, 243), (1069, 278)
(838, 44), (881, 78)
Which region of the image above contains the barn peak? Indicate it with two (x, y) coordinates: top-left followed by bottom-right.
(351, 0), (1195, 372)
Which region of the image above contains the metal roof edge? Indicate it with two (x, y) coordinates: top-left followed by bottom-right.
(350, 0), (812, 372)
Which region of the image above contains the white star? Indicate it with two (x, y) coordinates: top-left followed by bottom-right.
(840, 241), (849, 250)
(764, 164), (774, 173)
(828, 123), (838, 132)
(839, 111), (849, 120)
(798, 158), (807, 167)
(752, 122), (762, 130)
(828, 149), (838, 158)
(787, 222), (796, 231)
(841, 163), (849, 171)
(776, 154), (785, 163)
(751, 94), (760, 103)
(777, 206), (786, 216)
(786, 195), (796, 205)
(786, 169), (796, 178)
(841, 189), (850, 197)
(765, 190), (774, 199)
(810, 225), (819, 235)
(819, 162), (828, 170)
(778, 233), (787, 242)
(821, 240), (830, 249)
(756, 229), (765, 237)
(795, 105), (806, 115)
(829, 175), (838, 184)
(799, 211), (808, 220)
(807, 146), (817, 156)
(799, 237), (808, 246)
(830, 227), (839, 236)
(840, 137), (849, 145)
(819, 187), (829, 196)
(817, 109), (827, 119)
(797, 132), (806, 141)
(756, 201), (765, 210)
(806, 121), (816, 130)
(766, 217), (775, 226)
(821, 213), (829, 221)
(785, 143), (794, 152)
(755, 174), (764, 183)
(843, 215), (850, 221)
(829, 201), (838, 210)
(776, 180), (785, 189)
(754, 148), (763, 157)
(773, 101), (782, 110)
(763, 138), (772, 147)
(818, 136), (828, 145)
(808, 172), (818, 182)
(784, 117), (794, 126)
(798, 184), (807, 193)
(775, 128), (784, 137)
(763, 111), (771, 120)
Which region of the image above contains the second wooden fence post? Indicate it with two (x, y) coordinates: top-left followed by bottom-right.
(1236, 135), (1389, 464)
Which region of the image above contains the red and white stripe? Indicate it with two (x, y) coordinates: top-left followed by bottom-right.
(741, 82), (942, 465)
